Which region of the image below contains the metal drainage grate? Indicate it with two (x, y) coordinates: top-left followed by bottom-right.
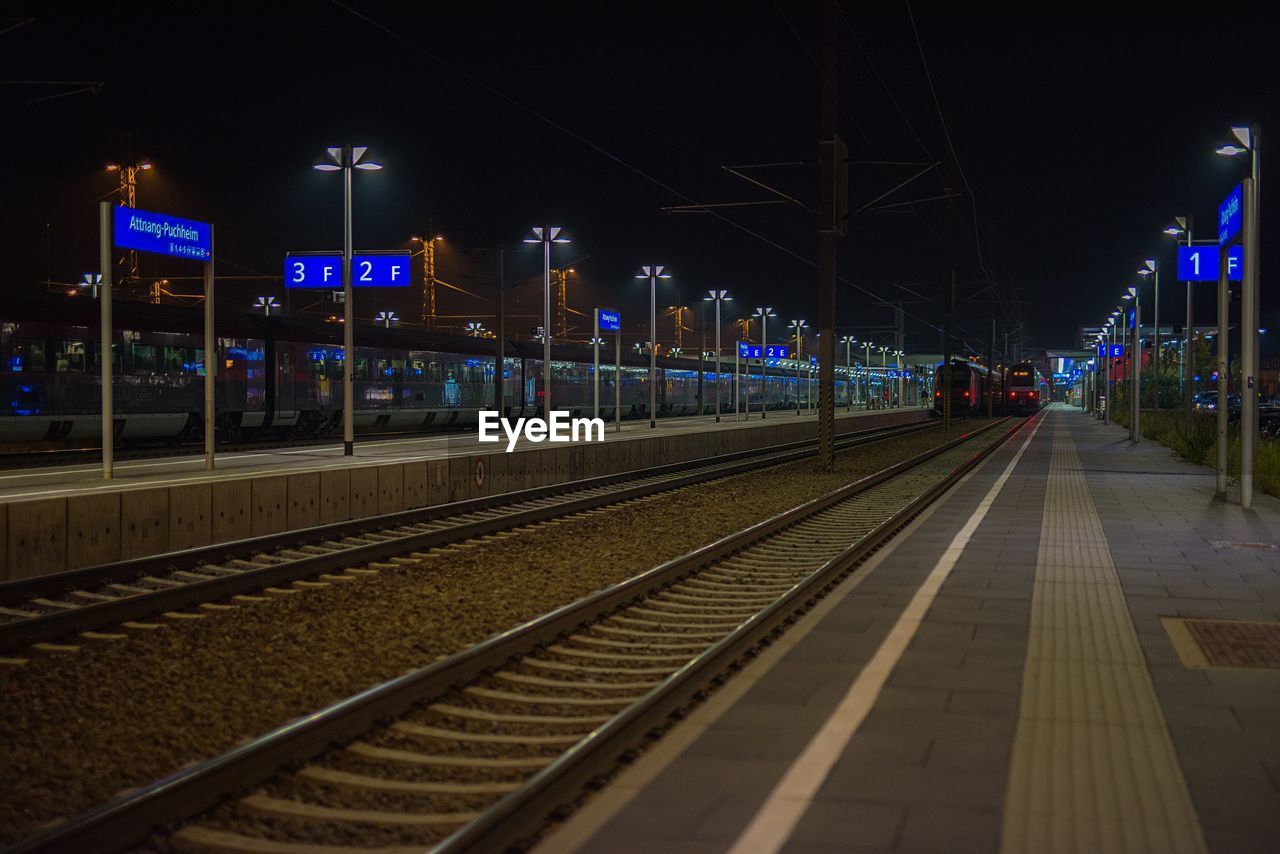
(1163, 617), (1280, 670)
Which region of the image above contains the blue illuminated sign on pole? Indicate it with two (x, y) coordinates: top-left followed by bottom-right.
(765, 345), (790, 358)
(1177, 245), (1243, 282)
(1219, 184), (1243, 245)
(1109, 344), (1125, 358)
(285, 252), (411, 288)
(598, 309), (621, 332)
(738, 342), (763, 358)
(810, 356), (818, 365)
(352, 253), (411, 287)
(113, 206), (211, 261)
(285, 255), (342, 288)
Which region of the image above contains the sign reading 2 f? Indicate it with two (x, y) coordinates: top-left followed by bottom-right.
(286, 253), (411, 288)
(1219, 185), (1243, 245)
(1177, 245), (1243, 282)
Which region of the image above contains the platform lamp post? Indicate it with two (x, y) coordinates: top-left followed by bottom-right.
(895, 350), (904, 408)
(378, 310), (399, 329)
(635, 266), (671, 427)
(1108, 312), (1120, 423)
(588, 335), (605, 420)
(862, 341), (873, 409)
(840, 336), (856, 411)
(314, 145), (382, 456)
(789, 319), (807, 415)
(1138, 259), (1159, 409)
(525, 228), (570, 417)
(1164, 218), (1195, 423)
(754, 307), (776, 419)
(254, 296), (280, 317)
(704, 289), (731, 421)
(1217, 124), (1261, 507)
(1124, 286), (1140, 441)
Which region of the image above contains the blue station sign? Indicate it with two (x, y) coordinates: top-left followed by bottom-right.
(810, 356), (818, 365)
(1109, 344), (1125, 358)
(1177, 245), (1243, 282)
(1219, 184), (1243, 245)
(113, 206), (211, 261)
(286, 252), (412, 288)
(738, 342), (763, 359)
(598, 308), (621, 332)
(765, 345), (790, 359)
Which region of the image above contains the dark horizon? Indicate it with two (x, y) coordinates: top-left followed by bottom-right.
(2, 3), (1275, 356)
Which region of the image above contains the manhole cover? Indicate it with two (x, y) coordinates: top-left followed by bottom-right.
(1163, 618), (1280, 670)
(1209, 540), (1279, 552)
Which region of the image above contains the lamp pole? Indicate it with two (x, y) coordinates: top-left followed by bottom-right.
(705, 290), (730, 422)
(754, 307), (775, 419)
(790, 319), (807, 415)
(638, 266), (669, 428)
(1140, 260), (1159, 409)
(315, 145), (382, 456)
(1128, 287), (1140, 442)
(1216, 125), (1262, 506)
(526, 227), (568, 417)
(841, 336), (854, 412)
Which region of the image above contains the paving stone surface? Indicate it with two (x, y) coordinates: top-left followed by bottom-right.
(549, 407), (1280, 854)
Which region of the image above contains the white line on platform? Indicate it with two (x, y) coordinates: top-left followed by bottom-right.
(727, 414), (1045, 854)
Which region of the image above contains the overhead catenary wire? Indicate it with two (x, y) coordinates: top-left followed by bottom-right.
(331, 0), (976, 351)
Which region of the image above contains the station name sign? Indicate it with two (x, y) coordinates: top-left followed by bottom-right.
(738, 342), (762, 358)
(598, 308), (621, 332)
(1219, 184), (1242, 245)
(113, 206), (211, 261)
(286, 252), (412, 288)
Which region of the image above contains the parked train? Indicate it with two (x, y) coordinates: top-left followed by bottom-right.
(0, 296), (915, 448)
(1004, 362), (1048, 415)
(932, 359), (1000, 416)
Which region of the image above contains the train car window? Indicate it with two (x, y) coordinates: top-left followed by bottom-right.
(308, 349), (327, 379)
(163, 346), (190, 373)
(410, 358), (425, 379)
(55, 340), (86, 372)
(194, 348), (206, 377)
(132, 343), (158, 373)
(388, 359), (405, 381)
(354, 357), (369, 380)
(9, 338), (45, 372)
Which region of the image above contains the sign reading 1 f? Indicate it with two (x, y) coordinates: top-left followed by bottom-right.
(1178, 245), (1243, 282)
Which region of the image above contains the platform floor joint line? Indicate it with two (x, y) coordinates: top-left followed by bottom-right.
(1000, 420), (1207, 854)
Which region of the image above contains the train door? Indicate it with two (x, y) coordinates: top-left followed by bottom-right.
(276, 346), (294, 424)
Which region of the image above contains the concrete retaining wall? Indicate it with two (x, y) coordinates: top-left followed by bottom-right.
(0, 408), (931, 580)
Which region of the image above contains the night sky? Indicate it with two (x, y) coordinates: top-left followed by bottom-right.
(1, 2), (1274, 357)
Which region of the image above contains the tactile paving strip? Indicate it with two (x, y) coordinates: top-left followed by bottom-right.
(1163, 617), (1280, 670)
(1001, 422), (1207, 854)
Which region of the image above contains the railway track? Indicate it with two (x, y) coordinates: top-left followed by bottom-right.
(0, 418), (937, 655)
(7, 413), (1029, 854)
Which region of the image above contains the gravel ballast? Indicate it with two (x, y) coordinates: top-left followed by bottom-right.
(0, 421), (996, 842)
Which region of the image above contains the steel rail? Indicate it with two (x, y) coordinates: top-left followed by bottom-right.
(6, 415), (1012, 854)
(0, 419), (935, 652)
(441, 413), (1033, 852)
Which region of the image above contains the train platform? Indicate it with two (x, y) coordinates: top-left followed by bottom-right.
(544, 404), (1280, 854)
(0, 405), (933, 580)
(0, 406), (917, 503)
